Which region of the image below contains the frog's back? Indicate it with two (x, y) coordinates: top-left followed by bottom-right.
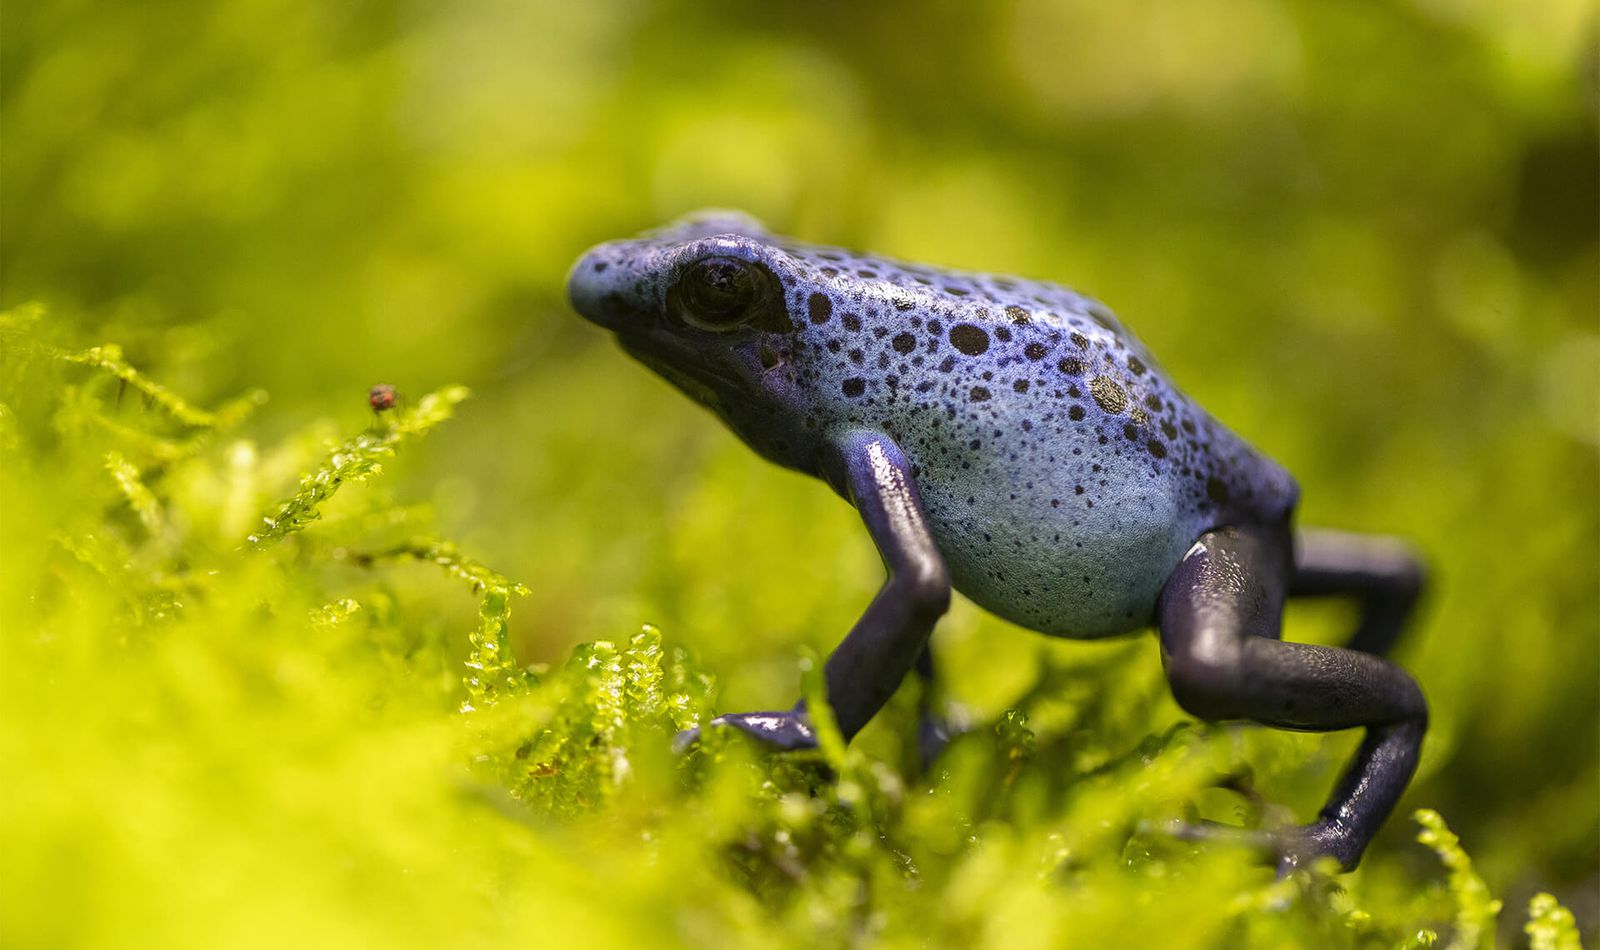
(766, 237), (1299, 638)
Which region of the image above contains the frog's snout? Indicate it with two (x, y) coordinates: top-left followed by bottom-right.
(567, 245), (630, 331)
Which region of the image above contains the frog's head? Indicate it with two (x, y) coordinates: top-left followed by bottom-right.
(568, 210), (821, 470)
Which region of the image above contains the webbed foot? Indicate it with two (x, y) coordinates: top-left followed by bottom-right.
(1144, 818), (1364, 876)
(673, 709), (819, 754)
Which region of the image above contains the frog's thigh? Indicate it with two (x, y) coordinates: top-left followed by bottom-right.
(1157, 525), (1428, 869)
(1291, 528), (1425, 656)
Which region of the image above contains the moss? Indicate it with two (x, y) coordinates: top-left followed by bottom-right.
(3, 312), (1588, 948)
(1526, 893), (1584, 950)
(248, 387), (469, 546)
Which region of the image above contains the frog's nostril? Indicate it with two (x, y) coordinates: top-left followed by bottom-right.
(567, 250), (622, 328)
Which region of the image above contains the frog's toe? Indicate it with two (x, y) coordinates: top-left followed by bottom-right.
(671, 725), (703, 755)
(1142, 818), (1361, 876)
(918, 715), (952, 769)
(916, 706), (971, 772)
(1273, 821), (1364, 875)
(1144, 817), (1274, 852)
(685, 710), (819, 752)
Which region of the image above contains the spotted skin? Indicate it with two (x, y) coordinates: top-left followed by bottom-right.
(569, 211), (1297, 638)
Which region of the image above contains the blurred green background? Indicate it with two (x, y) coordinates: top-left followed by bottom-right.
(4, 0), (1597, 946)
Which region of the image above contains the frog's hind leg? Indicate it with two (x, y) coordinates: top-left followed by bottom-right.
(1291, 528), (1425, 656)
(1157, 525), (1427, 872)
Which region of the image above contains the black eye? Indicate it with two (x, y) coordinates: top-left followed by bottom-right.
(668, 256), (783, 332)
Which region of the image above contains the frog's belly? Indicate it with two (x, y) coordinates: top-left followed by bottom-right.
(917, 469), (1203, 639)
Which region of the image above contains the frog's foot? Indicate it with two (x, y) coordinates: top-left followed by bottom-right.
(1158, 526), (1427, 874)
(915, 704), (971, 772)
(674, 710), (818, 754)
(917, 713), (953, 769)
(1143, 818), (1363, 876)
(1274, 820), (1366, 874)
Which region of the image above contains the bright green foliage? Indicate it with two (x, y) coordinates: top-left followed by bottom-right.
(3, 311), (1574, 946)
(337, 536), (535, 709)
(1415, 809), (1504, 950)
(0, 313), (1593, 947)
(62, 343), (223, 428)
(467, 628), (716, 816)
(1526, 893), (1584, 950)
(104, 449), (164, 534)
(249, 387), (469, 546)
(59, 340), (268, 440)
(3, 1), (1595, 945)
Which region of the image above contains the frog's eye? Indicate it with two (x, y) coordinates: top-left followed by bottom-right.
(667, 256), (784, 332)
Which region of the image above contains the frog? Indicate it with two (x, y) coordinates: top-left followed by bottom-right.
(566, 210), (1427, 872)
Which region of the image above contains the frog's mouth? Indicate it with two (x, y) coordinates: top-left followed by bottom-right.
(615, 330), (752, 413)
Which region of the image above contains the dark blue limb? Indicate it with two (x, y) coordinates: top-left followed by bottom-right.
(684, 431), (951, 752)
(1292, 528), (1425, 656)
(1158, 526), (1428, 871)
(913, 645), (956, 768)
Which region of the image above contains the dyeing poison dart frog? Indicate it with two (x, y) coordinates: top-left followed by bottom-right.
(567, 211), (1427, 872)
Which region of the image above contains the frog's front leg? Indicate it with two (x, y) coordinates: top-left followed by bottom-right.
(1158, 525), (1427, 872)
(688, 431), (951, 753)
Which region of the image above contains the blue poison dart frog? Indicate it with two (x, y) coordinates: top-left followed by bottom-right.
(567, 210), (1426, 872)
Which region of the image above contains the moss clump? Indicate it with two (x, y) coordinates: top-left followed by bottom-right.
(3, 311), (1589, 948)
(1526, 893), (1584, 950)
(248, 387), (469, 546)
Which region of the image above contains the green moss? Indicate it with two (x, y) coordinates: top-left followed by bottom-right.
(1415, 809), (1504, 950)
(61, 343), (224, 429)
(1525, 893), (1584, 950)
(5, 315), (1588, 948)
(248, 387), (469, 546)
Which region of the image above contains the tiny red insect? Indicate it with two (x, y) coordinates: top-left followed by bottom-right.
(369, 384), (398, 412)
